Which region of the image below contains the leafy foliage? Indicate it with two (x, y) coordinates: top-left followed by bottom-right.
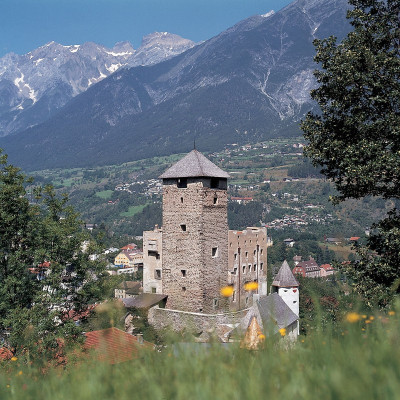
(301, 0), (400, 306)
(302, 0), (400, 202)
(0, 152), (107, 359)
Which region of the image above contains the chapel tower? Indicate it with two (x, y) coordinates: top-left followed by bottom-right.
(159, 150), (230, 313)
(271, 260), (300, 317)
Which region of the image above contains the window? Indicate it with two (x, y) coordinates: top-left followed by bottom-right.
(254, 250), (256, 255)
(243, 265), (246, 274)
(212, 247), (218, 257)
(180, 224), (187, 232)
(245, 251), (248, 258)
(253, 264), (257, 271)
(260, 249), (263, 255)
(155, 269), (162, 279)
(177, 178), (187, 188)
(182, 287), (186, 292)
(213, 298), (219, 307)
(234, 253), (237, 260)
(211, 178), (219, 189)
(180, 197), (184, 203)
(233, 267), (237, 275)
(181, 269), (187, 277)
(151, 287), (156, 293)
(248, 264), (251, 271)
(232, 291), (236, 302)
(260, 263), (263, 270)
(214, 197), (218, 205)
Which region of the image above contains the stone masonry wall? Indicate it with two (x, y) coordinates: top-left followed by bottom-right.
(162, 178), (228, 314)
(148, 306), (249, 340)
(143, 227), (163, 294)
(227, 227), (268, 310)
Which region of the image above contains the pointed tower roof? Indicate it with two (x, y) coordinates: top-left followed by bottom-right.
(159, 150), (230, 179)
(240, 316), (264, 350)
(272, 260), (299, 287)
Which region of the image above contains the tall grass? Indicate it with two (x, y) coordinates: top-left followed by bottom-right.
(1, 307), (400, 400)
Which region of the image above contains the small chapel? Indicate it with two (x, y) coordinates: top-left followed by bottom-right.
(140, 149), (300, 342)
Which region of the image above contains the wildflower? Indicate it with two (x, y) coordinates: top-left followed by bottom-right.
(244, 282), (258, 291)
(345, 312), (360, 323)
(389, 311), (395, 316)
(369, 316), (375, 321)
(361, 328), (365, 331)
(362, 315), (367, 319)
(258, 334), (266, 341)
(17, 371), (23, 376)
(220, 286), (234, 297)
(365, 320), (371, 324)
(6, 385), (10, 388)
(10, 356), (17, 362)
(301, 339), (305, 343)
(279, 328), (286, 337)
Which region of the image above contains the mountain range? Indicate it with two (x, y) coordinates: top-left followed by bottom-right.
(0, 33), (196, 137)
(0, 0), (350, 170)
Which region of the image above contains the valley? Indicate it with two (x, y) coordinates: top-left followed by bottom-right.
(28, 137), (394, 269)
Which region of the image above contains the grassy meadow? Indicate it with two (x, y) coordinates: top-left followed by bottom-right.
(1, 305), (400, 400)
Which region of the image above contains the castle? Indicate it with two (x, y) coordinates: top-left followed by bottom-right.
(142, 149), (299, 341)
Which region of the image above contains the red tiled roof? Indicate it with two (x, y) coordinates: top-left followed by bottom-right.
(38, 261), (51, 268)
(63, 305), (96, 322)
(350, 237), (360, 241)
(84, 328), (152, 364)
(121, 243), (137, 250)
(0, 348), (13, 360)
(320, 264), (333, 270)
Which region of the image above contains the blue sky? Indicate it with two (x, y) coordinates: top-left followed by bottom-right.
(0, 0), (292, 57)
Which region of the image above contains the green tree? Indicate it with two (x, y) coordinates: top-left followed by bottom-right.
(301, 0), (400, 306)
(0, 152), (107, 360)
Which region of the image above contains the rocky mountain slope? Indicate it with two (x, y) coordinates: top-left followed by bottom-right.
(0, 33), (196, 136)
(1, 0), (350, 170)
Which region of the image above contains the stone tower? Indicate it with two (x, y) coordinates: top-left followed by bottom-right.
(159, 150), (230, 313)
(271, 260), (300, 317)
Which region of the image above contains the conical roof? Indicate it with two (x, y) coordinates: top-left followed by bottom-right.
(240, 316), (264, 350)
(159, 150), (230, 179)
(272, 260), (299, 287)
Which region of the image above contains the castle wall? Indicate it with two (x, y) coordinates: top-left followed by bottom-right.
(143, 227), (163, 294)
(278, 286), (299, 316)
(227, 227), (268, 310)
(148, 306), (249, 340)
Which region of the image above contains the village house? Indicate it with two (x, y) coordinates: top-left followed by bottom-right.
(114, 250), (143, 272)
(293, 256), (320, 278)
(320, 264), (335, 277)
(114, 281), (141, 299)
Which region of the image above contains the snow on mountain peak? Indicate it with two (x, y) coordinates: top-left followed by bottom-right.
(261, 10), (275, 18)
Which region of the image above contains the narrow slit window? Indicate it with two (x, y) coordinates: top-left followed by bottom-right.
(213, 197), (218, 205)
(181, 269), (187, 277)
(180, 224), (187, 232)
(212, 247), (218, 257)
